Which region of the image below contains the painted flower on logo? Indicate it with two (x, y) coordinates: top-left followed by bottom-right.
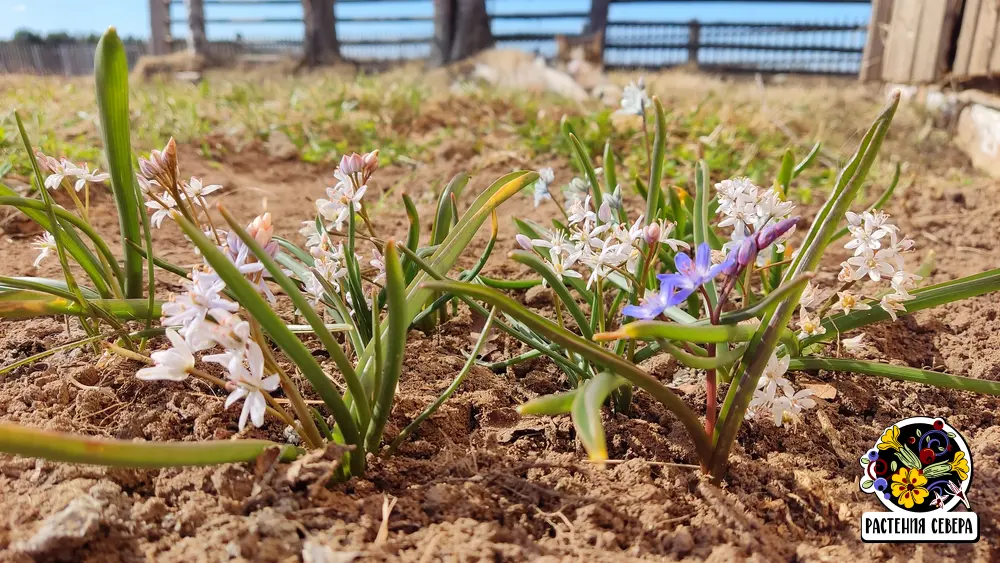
(950, 451), (970, 481)
(877, 425), (902, 450)
(890, 467), (929, 509)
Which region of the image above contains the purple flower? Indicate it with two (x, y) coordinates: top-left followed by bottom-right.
(658, 242), (734, 294)
(622, 279), (689, 320)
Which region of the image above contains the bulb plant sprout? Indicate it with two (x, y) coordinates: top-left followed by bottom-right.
(0, 27), (537, 478)
(426, 87), (1000, 480)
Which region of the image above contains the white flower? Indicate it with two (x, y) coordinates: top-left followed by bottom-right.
(184, 177), (222, 199)
(842, 333), (866, 352)
(757, 352), (791, 398)
(534, 167), (555, 207)
(225, 342), (281, 430)
(70, 166), (110, 192)
(715, 177), (793, 252)
(567, 195), (596, 226)
(327, 181), (366, 212)
(619, 80), (649, 116)
(797, 311), (826, 339)
(844, 211), (889, 256)
(187, 308), (251, 352)
(531, 229), (574, 260)
(581, 241), (629, 288)
(146, 192), (177, 228)
(370, 247), (386, 285)
(316, 199), (350, 232)
(538, 167), (555, 184)
(770, 385), (817, 427)
(563, 177), (590, 204)
(161, 270), (239, 331)
(543, 253), (584, 285)
(32, 232), (57, 268)
(879, 292), (909, 321)
(299, 220), (327, 248)
(846, 250), (894, 282)
(136, 329), (194, 382)
(835, 291), (871, 315)
(798, 282), (822, 310)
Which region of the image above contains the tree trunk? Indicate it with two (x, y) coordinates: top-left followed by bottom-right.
(185, 0), (209, 57)
(431, 0), (493, 66)
(302, 0), (341, 66)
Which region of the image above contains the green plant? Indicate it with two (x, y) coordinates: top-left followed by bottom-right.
(0, 28), (538, 479)
(430, 86), (1000, 481)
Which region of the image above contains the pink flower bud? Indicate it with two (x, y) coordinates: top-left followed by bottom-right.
(339, 153), (364, 176)
(643, 222), (661, 245)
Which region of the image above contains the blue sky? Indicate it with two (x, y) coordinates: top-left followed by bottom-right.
(0, 0), (870, 40)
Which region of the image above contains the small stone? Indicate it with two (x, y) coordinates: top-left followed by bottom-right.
(524, 285), (551, 307)
(14, 496), (102, 556)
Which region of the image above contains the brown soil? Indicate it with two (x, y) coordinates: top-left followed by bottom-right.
(2, 75), (1000, 562)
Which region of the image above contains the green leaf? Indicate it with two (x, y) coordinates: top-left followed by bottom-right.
(0, 276), (100, 301)
(861, 479), (874, 489)
(366, 239), (408, 452)
(572, 372), (628, 461)
(518, 388), (579, 416)
(598, 320), (758, 344)
(0, 291), (159, 320)
(219, 207), (362, 443)
(776, 148), (794, 198)
(387, 307), (496, 455)
(510, 250), (592, 339)
(693, 160), (716, 307)
(645, 98), (667, 226)
(95, 27), (143, 298)
(0, 422), (296, 467)
(0, 192), (122, 290)
(802, 268), (1000, 347)
(402, 193), (421, 281)
(356, 171), (538, 377)
(792, 142), (822, 178)
(602, 141), (621, 221)
(828, 162), (902, 243)
(891, 460), (898, 472)
(421, 280), (713, 464)
(174, 214), (365, 477)
(431, 173), (468, 246)
(568, 133), (603, 211)
(658, 340), (748, 370)
(711, 93), (900, 480)
(789, 357), (1000, 395)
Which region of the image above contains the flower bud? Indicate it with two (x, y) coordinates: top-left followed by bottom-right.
(515, 234), (533, 251)
(598, 201), (613, 223)
(339, 153), (365, 177)
(643, 222), (661, 245)
(737, 235), (758, 267)
(755, 217), (798, 249)
(363, 149), (379, 180)
(247, 213), (274, 248)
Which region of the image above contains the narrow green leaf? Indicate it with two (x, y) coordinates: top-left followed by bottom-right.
(0, 193), (122, 288)
(789, 357), (1000, 395)
(402, 193), (420, 281)
(0, 276), (99, 301)
(356, 171), (538, 375)
(366, 239), (407, 452)
(776, 148), (794, 198)
(510, 250), (592, 339)
(0, 291), (159, 320)
(568, 133), (603, 211)
(598, 320), (758, 344)
(421, 280), (713, 463)
(802, 267), (1000, 347)
(572, 372), (628, 461)
(95, 27), (143, 297)
(693, 160), (716, 307)
(431, 173), (468, 245)
(792, 141), (822, 178)
(0, 422), (296, 467)
(658, 340), (748, 370)
(645, 98), (667, 227)
(711, 93), (900, 480)
(387, 307), (496, 455)
(174, 214), (366, 477)
(219, 206), (370, 434)
(518, 388), (579, 416)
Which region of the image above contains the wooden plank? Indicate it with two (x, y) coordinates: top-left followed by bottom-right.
(911, 0), (960, 82)
(954, 0), (983, 74)
(968, 0), (999, 75)
(149, 0), (170, 56)
(992, 12), (1000, 73)
(881, 0), (923, 82)
(861, 0), (895, 81)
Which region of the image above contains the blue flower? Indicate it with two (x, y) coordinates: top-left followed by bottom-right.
(622, 278), (690, 320)
(658, 242), (734, 294)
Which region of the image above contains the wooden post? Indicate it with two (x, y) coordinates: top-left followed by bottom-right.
(185, 0), (209, 57)
(589, 0), (611, 54)
(687, 19), (700, 66)
(149, 0), (170, 55)
(860, 0), (893, 81)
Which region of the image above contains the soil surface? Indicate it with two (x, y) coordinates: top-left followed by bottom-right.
(1, 74), (999, 562)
